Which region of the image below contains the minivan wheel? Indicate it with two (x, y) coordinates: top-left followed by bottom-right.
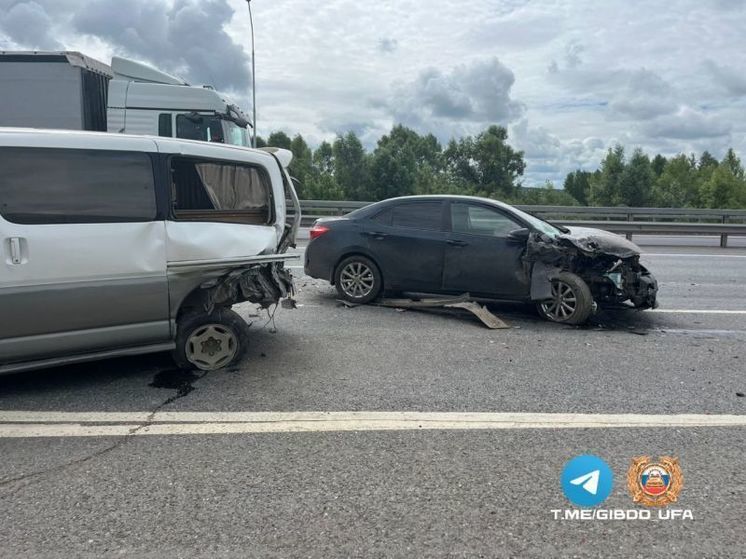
(334, 255), (382, 304)
(536, 272), (594, 325)
(173, 309), (249, 371)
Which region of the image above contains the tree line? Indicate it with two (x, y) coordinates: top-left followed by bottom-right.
(257, 125), (746, 208)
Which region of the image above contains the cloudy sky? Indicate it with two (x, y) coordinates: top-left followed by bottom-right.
(1, 0), (745, 185)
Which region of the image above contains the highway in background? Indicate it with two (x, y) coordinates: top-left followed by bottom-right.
(1, 239), (744, 557)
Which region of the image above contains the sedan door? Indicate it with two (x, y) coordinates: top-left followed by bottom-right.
(363, 200), (447, 292)
(442, 201), (530, 298)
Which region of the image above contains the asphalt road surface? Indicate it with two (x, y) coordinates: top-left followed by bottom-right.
(1, 239), (744, 558)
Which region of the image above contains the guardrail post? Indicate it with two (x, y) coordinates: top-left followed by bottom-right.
(721, 215), (728, 247)
(625, 213), (633, 240)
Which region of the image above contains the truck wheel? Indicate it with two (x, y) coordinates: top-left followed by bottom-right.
(334, 255), (382, 304)
(536, 272), (594, 325)
(173, 309), (249, 371)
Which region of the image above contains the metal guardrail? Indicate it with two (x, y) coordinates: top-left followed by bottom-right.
(295, 200), (746, 247)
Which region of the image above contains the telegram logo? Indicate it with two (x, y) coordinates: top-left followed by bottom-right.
(561, 455), (614, 507)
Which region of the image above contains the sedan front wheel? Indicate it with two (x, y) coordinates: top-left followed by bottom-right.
(536, 272), (594, 325)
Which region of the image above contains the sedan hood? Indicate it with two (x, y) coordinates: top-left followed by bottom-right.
(557, 226), (641, 259)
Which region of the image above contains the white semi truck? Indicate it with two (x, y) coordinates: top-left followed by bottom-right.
(0, 51), (253, 147)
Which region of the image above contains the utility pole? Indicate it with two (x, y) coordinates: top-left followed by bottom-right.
(246, 0), (257, 147)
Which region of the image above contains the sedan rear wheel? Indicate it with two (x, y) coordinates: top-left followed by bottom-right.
(334, 255), (382, 304)
(537, 272), (594, 325)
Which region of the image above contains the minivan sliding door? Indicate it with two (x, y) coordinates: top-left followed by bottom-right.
(0, 144), (170, 364)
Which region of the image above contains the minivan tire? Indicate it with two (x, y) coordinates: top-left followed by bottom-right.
(173, 308), (249, 371)
(536, 272), (594, 325)
(334, 255), (382, 304)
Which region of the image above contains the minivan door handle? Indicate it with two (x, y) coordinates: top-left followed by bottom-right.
(9, 237), (22, 264)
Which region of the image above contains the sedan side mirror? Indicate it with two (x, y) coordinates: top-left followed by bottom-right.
(507, 227), (530, 243)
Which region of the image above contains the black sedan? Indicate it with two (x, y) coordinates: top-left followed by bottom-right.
(304, 195), (658, 324)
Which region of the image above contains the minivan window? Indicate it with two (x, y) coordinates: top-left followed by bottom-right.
(391, 201), (443, 231)
(0, 147), (156, 224)
(171, 157), (272, 224)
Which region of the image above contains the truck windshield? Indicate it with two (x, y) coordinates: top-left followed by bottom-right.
(176, 114), (225, 143)
(223, 121), (251, 147)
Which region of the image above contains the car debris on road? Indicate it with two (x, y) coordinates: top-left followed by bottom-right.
(341, 293), (510, 329)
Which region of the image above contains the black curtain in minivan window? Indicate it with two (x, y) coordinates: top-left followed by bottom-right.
(0, 147), (157, 224)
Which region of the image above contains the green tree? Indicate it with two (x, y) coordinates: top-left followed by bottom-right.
(722, 148), (745, 180)
(619, 149), (653, 206)
(313, 141), (334, 175)
(651, 154), (667, 178)
(444, 125), (525, 199)
(288, 134), (313, 198)
(332, 132), (370, 200)
(266, 131), (292, 150)
(589, 145), (625, 205)
(255, 136), (267, 148)
(651, 154), (699, 207)
(563, 170), (591, 205)
(698, 151), (719, 172)
(700, 163), (746, 208)
(369, 141), (417, 200)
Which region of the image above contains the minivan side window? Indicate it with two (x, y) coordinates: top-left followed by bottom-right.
(390, 201), (443, 231)
(0, 147), (157, 224)
(170, 157), (272, 225)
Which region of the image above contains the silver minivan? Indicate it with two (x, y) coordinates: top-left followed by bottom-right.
(0, 128), (300, 374)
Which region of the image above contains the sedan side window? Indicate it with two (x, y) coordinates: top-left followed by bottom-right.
(451, 203), (521, 237)
(390, 202), (443, 231)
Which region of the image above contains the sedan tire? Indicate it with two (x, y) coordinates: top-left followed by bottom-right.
(536, 272), (594, 325)
(334, 255), (382, 304)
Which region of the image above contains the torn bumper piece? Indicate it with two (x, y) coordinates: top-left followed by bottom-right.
(203, 262), (295, 313)
(376, 294), (510, 329)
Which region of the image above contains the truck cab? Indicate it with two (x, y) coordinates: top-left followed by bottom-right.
(106, 57), (252, 147)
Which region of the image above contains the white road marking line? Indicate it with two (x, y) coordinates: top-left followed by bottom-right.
(649, 309), (746, 315)
(642, 253), (746, 258)
(0, 412), (744, 438)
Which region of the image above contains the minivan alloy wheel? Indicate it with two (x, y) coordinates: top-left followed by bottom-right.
(540, 280), (579, 321)
(185, 323), (238, 371)
(339, 261), (375, 299)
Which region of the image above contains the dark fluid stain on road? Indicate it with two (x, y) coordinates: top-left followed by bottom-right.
(149, 368), (200, 398)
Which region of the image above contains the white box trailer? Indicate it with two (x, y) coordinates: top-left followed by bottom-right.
(0, 51), (253, 147)
(0, 52), (110, 131)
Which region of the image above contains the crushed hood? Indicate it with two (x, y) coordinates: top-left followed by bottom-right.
(557, 226), (641, 259)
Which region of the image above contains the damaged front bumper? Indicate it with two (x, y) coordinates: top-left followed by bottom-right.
(526, 228), (659, 310)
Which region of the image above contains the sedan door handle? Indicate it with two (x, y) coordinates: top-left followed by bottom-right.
(364, 231), (388, 240)
(447, 239), (468, 247)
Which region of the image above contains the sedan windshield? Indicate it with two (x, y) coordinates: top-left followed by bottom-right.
(508, 205), (562, 238)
